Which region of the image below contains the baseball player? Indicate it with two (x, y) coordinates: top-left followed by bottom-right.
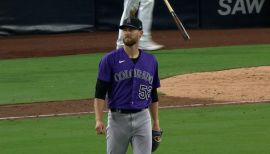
(116, 0), (164, 51)
(94, 16), (162, 154)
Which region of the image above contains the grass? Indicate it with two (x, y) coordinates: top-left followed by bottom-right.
(154, 44), (270, 78)
(1, 103), (270, 154)
(0, 44), (270, 105)
(0, 54), (103, 104)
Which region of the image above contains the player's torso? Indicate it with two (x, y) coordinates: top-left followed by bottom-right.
(108, 48), (157, 109)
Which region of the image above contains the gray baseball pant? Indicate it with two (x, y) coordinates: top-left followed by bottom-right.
(106, 109), (152, 154)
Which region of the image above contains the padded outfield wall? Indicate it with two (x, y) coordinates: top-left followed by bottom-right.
(0, 0), (269, 35)
(200, 0), (270, 28)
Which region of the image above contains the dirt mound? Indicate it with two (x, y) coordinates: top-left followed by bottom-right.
(160, 66), (270, 103)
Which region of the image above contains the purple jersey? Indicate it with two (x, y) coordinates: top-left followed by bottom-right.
(97, 48), (160, 109)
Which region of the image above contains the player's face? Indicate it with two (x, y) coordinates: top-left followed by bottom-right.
(123, 28), (142, 47)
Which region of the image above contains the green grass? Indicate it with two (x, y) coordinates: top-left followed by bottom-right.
(0, 53), (103, 104)
(155, 44), (270, 78)
(0, 44), (270, 105)
(1, 103), (270, 154)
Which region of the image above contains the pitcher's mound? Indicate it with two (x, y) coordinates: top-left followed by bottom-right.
(159, 66), (270, 103)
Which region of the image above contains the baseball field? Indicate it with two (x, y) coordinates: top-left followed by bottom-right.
(0, 29), (270, 154)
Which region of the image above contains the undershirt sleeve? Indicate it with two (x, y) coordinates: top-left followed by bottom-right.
(95, 79), (111, 100)
(151, 88), (159, 103)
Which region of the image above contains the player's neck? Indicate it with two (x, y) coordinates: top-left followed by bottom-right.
(124, 45), (140, 59)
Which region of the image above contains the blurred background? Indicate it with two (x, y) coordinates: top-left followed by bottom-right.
(1, 0), (269, 36)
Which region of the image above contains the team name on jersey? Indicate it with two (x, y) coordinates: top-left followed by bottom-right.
(114, 69), (153, 84)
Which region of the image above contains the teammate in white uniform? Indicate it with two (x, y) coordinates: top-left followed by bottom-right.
(116, 0), (164, 51)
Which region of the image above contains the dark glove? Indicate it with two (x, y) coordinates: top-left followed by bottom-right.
(152, 129), (163, 152)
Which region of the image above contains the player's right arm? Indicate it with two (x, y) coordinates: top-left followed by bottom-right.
(94, 55), (112, 134)
(94, 98), (106, 134)
(94, 79), (111, 134)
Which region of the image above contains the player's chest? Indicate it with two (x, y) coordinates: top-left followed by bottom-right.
(111, 59), (155, 83)
(112, 59), (154, 74)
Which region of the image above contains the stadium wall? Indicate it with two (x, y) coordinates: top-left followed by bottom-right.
(0, 0), (269, 35)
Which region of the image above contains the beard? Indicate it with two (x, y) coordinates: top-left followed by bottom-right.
(123, 37), (137, 47)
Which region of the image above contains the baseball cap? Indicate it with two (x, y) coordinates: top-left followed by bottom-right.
(119, 17), (143, 30)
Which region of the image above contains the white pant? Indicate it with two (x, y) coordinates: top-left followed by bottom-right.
(117, 0), (155, 47)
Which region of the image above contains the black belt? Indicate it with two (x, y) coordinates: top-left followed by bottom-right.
(110, 108), (145, 114)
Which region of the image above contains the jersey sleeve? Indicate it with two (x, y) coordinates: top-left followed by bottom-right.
(97, 55), (112, 82)
(152, 59), (160, 88)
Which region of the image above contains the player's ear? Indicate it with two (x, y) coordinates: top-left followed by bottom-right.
(139, 30), (143, 37)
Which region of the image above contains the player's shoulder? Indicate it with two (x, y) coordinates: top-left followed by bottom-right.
(141, 49), (158, 61)
(102, 48), (122, 59)
(100, 48), (123, 64)
(141, 49), (156, 57)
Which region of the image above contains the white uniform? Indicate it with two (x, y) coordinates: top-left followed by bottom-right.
(117, 0), (164, 51)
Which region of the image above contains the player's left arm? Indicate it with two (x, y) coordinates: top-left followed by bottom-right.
(150, 58), (163, 152)
(149, 100), (160, 131)
(150, 89), (163, 152)
(150, 102), (163, 153)
(150, 58), (161, 131)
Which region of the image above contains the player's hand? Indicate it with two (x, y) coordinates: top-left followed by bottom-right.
(95, 120), (106, 135)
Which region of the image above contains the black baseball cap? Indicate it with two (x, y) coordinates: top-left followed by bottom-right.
(119, 17), (143, 30)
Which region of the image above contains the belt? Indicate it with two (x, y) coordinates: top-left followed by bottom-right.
(110, 108), (145, 114)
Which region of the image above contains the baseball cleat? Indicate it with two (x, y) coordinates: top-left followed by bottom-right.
(139, 40), (164, 51)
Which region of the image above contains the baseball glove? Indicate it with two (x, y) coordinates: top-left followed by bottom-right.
(152, 129), (163, 152)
